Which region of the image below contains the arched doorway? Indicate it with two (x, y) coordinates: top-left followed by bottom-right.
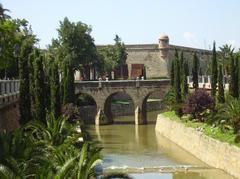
(76, 93), (97, 124)
(104, 92), (135, 124)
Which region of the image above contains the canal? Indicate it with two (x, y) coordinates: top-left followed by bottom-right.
(87, 110), (235, 179)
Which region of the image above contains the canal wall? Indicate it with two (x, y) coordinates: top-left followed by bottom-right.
(155, 114), (240, 179)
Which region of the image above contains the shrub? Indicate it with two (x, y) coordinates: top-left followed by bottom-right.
(62, 103), (81, 123)
(213, 95), (240, 134)
(183, 89), (215, 121)
(162, 88), (176, 110)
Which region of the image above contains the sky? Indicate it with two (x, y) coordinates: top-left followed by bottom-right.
(1, 0), (240, 50)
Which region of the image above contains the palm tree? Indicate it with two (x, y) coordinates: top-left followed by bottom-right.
(24, 113), (79, 146)
(0, 112), (104, 178)
(214, 95), (240, 133)
(219, 44), (234, 75)
(0, 4), (11, 21)
(0, 129), (32, 178)
(54, 143), (102, 179)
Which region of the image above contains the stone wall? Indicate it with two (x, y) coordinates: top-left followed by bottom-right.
(126, 46), (168, 78)
(125, 43), (212, 79)
(0, 103), (20, 131)
(155, 114), (240, 178)
(168, 45), (212, 75)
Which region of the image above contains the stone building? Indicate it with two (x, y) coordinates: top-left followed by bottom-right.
(126, 35), (212, 79)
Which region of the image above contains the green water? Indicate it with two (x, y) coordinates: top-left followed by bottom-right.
(87, 111), (236, 179)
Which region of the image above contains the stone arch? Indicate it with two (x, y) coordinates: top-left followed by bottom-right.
(103, 91), (135, 124)
(75, 92), (97, 124)
(139, 87), (170, 124)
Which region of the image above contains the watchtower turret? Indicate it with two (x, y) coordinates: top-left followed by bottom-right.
(159, 34), (169, 59)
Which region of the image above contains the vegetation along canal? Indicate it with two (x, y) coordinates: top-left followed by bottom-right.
(88, 110), (235, 179)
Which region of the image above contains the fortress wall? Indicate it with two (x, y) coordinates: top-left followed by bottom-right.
(168, 45), (212, 75)
(125, 44), (212, 78)
(126, 47), (168, 78)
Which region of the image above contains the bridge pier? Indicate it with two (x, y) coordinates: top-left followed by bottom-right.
(95, 108), (105, 125)
(95, 108), (114, 125)
(135, 106), (147, 125)
(134, 97), (147, 125)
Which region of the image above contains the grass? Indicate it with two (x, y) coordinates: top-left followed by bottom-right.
(112, 100), (131, 105)
(112, 98), (161, 105)
(147, 99), (161, 102)
(162, 111), (240, 148)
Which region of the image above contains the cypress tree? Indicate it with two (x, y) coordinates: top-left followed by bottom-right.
(218, 65), (225, 103)
(234, 56), (239, 98)
(192, 52), (199, 90)
(229, 54), (239, 98)
(19, 39), (32, 124)
(229, 54), (234, 97)
(50, 62), (61, 118)
(183, 59), (189, 97)
(238, 56), (240, 98)
(63, 55), (75, 104)
(185, 60), (190, 76)
(170, 59), (175, 87)
(45, 59), (53, 111)
(180, 51), (184, 79)
(29, 49), (39, 117)
(33, 55), (46, 123)
(61, 62), (66, 104)
(174, 55), (182, 103)
(68, 58), (75, 103)
(211, 41), (218, 97)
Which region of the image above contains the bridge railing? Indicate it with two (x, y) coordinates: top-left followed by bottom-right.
(0, 80), (20, 107)
(75, 79), (170, 89)
(187, 75), (230, 89)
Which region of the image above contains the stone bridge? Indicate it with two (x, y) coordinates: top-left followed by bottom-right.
(75, 79), (170, 125)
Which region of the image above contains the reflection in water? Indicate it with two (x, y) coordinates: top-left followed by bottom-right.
(88, 111), (235, 179)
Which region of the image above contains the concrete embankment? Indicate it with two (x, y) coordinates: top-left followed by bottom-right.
(155, 114), (240, 179)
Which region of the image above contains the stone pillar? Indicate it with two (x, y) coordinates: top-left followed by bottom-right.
(6, 81), (10, 94)
(95, 108), (106, 125)
(10, 81), (14, 93)
(14, 81), (18, 92)
(95, 98), (113, 125)
(111, 71), (114, 80)
(0, 81), (5, 95)
(135, 105), (147, 125)
(90, 68), (94, 80)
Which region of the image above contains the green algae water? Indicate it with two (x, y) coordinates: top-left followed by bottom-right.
(87, 111), (236, 179)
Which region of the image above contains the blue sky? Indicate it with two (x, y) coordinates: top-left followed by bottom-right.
(2, 0), (240, 50)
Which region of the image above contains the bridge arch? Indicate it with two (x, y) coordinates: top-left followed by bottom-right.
(139, 89), (168, 124)
(76, 92), (97, 124)
(104, 91), (135, 124)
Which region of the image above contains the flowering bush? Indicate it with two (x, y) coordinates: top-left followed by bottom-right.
(183, 89), (215, 121)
